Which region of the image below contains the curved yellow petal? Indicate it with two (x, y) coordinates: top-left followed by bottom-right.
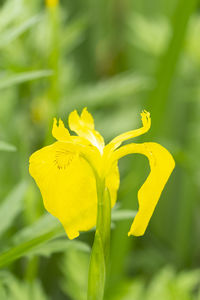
(79, 107), (95, 130)
(52, 118), (70, 141)
(107, 110), (151, 151)
(29, 141), (97, 239)
(112, 142), (175, 236)
(68, 108), (105, 154)
(29, 141), (118, 239)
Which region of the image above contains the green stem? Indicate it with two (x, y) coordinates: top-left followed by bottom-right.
(87, 177), (111, 300)
(47, 3), (61, 104)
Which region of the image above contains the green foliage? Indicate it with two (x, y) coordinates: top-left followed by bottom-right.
(60, 247), (90, 300)
(0, 140), (16, 152)
(0, 0), (199, 299)
(0, 15), (42, 48)
(0, 182), (27, 236)
(105, 267), (200, 300)
(128, 13), (170, 56)
(61, 73), (151, 111)
(0, 271), (47, 300)
(111, 208), (136, 221)
(0, 70), (53, 90)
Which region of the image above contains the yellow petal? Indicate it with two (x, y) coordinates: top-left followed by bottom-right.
(107, 110), (151, 151)
(52, 118), (70, 141)
(112, 142), (175, 236)
(68, 108), (105, 154)
(29, 141), (96, 239)
(80, 107), (95, 130)
(29, 140), (118, 239)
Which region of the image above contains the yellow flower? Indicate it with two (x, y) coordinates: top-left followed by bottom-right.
(45, 0), (59, 8)
(29, 108), (175, 240)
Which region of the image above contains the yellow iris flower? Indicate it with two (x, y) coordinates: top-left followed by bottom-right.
(29, 108), (175, 240)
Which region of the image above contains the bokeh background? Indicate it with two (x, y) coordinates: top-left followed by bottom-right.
(0, 0), (200, 299)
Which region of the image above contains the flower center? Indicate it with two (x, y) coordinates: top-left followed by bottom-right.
(54, 150), (75, 170)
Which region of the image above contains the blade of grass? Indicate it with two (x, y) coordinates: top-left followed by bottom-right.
(0, 141), (16, 152)
(148, 0), (198, 133)
(0, 182), (27, 236)
(0, 0), (23, 31)
(111, 209), (136, 221)
(61, 73), (151, 111)
(28, 239), (90, 258)
(0, 228), (62, 268)
(0, 70), (53, 90)
(0, 15), (42, 48)
(146, 0), (198, 265)
(12, 213), (61, 245)
(0, 207), (136, 268)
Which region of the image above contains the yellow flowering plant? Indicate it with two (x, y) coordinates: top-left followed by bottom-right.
(29, 108), (175, 300)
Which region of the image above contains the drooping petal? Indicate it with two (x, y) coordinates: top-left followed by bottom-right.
(29, 140), (118, 239)
(68, 108), (105, 154)
(29, 141), (97, 239)
(106, 110), (151, 151)
(52, 118), (70, 141)
(112, 142), (175, 236)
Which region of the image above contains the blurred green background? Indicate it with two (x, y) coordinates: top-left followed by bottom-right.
(0, 0), (200, 299)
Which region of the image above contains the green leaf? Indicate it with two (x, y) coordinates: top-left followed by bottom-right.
(128, 13), (170, 56)
(61, 73), (152, 110)
(0, 226), (89, 267)
(111, 209), (137, 221)
(12, 213), (62, 245)
(0, 214), (63, 267)
(0, 212), (90, 267)
(0, 280), (7, 300)
(0, 141), (16, 152)
(0, 15), (42, 48)
(87, 231), (105, 300)
(0, 182), (27, 237)
(105, 279), (144, 300)
(62, 16), (88, 54)
(0, 70), (53, 90)
(148, 0), (199, 131)
(0, 229), (60, 268)
(60, 247), (90, 300)
(0, 0), (23, 32)
(0, 271), (48, 300)
(28, 239), (90, 258)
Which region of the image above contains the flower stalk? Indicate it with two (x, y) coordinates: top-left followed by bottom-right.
(87, 176), (111, 300)
(29, 108), (175, 298)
